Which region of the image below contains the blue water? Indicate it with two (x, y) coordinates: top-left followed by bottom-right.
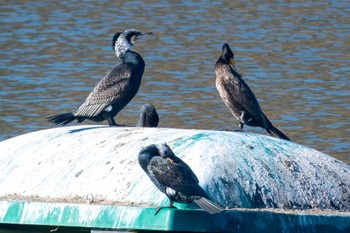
(0, 0), (349, 164)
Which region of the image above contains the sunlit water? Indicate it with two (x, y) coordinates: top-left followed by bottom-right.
(0, 1), (349, 165)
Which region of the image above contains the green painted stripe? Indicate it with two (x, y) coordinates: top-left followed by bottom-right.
(0, 201), (349, 232)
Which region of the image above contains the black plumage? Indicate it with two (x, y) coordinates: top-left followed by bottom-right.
(47, 29), (152, 126)
(136, 103), (159, 127)
(138, 143), (224, 215)
(215, 43), (290, 141)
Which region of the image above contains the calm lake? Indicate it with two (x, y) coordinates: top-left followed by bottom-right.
(0, 1), (349, 165)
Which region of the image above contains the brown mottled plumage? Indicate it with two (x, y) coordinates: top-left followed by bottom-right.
(215, 43), (290, 140)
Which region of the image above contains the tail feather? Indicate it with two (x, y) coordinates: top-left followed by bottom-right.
(193, 197), (224, 214)
(262, 113), (290, 141)
(266, 125), (290, 141)
(47, 113), (77, 126)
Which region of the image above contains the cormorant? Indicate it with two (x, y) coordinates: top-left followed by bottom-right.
(47, 29), (152, 126)
(136, 103), (159, 127)
(215, 43), (290, 141)
(138, 143), (224, 215)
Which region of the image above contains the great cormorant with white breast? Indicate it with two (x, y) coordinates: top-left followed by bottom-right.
(47, 29), (152, 126)
(215, 43), (290, 140)
(138, 143), (224, 215)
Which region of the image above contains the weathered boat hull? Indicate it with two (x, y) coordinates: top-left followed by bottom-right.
(0, 126), (349, 232)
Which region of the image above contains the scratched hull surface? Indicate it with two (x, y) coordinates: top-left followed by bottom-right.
(0, 126), (349, 211)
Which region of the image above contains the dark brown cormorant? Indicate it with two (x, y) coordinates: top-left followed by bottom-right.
(138, 143), (224, 215)
(136, 103), (159, 127)
(215, 43), (290, 141)
(47, 29), (152, 126)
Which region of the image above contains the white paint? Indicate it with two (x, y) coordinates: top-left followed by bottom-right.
(0, 126), (349, 211)
(0, 201), (10, 220)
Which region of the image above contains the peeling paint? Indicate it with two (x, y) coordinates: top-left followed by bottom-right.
(0, 126), (349, 211)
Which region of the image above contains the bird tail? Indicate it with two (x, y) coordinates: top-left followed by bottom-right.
(266, 124), (290, 141)
(193, 197), (224, 214)
(47, 113), (77, 126)
(262, 113), (290, 141)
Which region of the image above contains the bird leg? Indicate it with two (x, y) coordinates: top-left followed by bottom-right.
(234, 112), (253, 132)
(107, 117), (125, 127)
(233, 115), (245, 132)
(240, 111), (254, 125)
(233, 123), (245, 132)
(154, 200), (177, 215)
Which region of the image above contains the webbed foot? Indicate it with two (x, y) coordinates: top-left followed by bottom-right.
(154, 201), (176, 215)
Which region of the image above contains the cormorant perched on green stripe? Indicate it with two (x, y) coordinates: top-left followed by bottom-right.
(215, 43), (290, 141)
(47, 29), (152, 126)
(138, 143), (224, 215)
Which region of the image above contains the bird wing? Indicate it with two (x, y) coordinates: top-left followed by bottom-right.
(74, 63), (133, 117)
(221, 71), (265, 122)
(149, 156), (205, 197)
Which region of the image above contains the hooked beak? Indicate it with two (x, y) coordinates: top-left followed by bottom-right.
(134, 32), (153, 41)
(142, 32), (153, 36)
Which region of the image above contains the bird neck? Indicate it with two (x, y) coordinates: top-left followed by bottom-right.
(216, 58), (242, 78)
(115, 41), (132, 58)
(120, 50), (144, 66)
(229, 65), (242, 78)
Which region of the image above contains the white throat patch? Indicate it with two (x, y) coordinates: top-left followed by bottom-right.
(114, 34), (132, 58)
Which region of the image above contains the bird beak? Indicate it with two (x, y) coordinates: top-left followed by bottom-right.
(142, 32), (153, 36)
(134, 32), (153, 41)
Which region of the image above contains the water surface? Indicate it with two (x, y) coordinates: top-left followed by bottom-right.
(0, 1), (349, 164)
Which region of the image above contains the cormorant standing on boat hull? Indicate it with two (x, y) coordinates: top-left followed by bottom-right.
(215, 43), (290, 141)
(138, 143), (224, 215)
(47, 29), (152, 126)
(136, 103), (159, 127)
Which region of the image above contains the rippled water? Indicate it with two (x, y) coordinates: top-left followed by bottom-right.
(0, 1), (349, 164)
